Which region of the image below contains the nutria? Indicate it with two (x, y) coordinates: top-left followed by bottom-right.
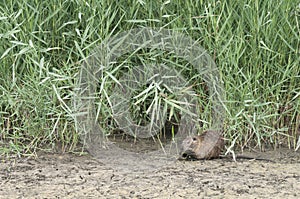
(179, 130), (224, 160)
(179, 130), (273, 162)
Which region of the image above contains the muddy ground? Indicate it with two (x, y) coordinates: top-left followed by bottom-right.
(1, 147), (300, 199)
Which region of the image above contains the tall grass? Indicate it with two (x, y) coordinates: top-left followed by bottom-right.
(0, 0), (299, 156)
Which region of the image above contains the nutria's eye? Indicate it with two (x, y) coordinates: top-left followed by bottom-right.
(192, 137), (197, 141)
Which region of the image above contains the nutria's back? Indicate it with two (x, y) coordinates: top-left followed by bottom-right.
(179, 130), (224, 160)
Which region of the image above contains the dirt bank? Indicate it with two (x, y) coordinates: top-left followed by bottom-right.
(1, 149), (300, 199)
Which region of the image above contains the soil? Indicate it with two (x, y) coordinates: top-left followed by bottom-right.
(1, 148), (300, 199)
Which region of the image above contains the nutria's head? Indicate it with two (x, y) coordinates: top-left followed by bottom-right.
(180, 135), (204, 160)
(179, 130), (224, 160)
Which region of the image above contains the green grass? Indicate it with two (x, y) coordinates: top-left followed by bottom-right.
(0, 0), (299, 156)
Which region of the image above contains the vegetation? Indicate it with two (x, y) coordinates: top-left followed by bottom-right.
(0, 0), (299, 156)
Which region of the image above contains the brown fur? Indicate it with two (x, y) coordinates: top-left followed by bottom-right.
(179, 130), (224, 160)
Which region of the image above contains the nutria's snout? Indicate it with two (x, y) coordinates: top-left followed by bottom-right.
(179, 150), (198, 160)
